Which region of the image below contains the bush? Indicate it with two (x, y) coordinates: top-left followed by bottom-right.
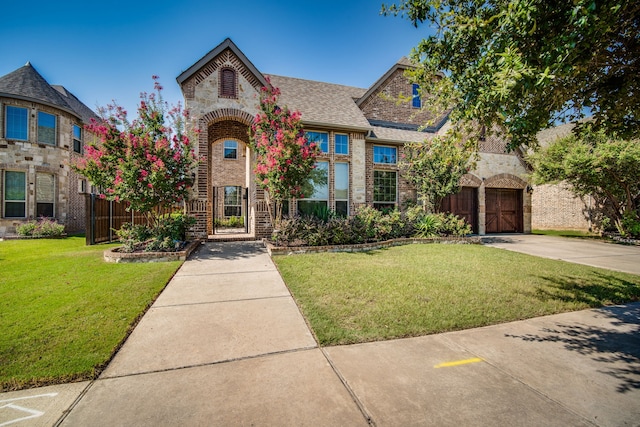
(16, 218), (65, 238)
(115, 213), (196, 253)
(269, 206), (473, 247)
(214, 216), (245, 228)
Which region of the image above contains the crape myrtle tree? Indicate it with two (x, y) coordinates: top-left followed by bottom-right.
(249, 78), (322, 228)
(400, 130), (477, 213)
(383, 0), (640, 150)
(528, 127), (640, 237)
(73, 76), (200, 232)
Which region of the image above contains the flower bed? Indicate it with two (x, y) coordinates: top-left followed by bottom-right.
(266, 236), (481, 256)
(104, 240), (201, 263)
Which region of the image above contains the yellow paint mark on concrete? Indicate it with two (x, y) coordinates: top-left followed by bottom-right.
(434, 357), (483, 368)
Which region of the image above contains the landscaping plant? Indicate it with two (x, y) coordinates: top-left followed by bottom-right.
(249, 77), (321, 228)
(72, 76), (200, 250)
(15, 218), (65, 237)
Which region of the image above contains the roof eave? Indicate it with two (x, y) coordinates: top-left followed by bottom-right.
(176, 38), (269, 89)
(0, 92), (81, 120)
(301, 120), (371, 133)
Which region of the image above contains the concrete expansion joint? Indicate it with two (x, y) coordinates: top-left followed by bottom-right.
(153, 294), (291, 308)
(99, 346), (319, 382)
(320, 347), (377, 426)
(448, 342), (598, 427)
(53, 381), (96, 427)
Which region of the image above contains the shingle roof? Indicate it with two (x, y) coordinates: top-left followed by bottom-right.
(52, 85), (99, 123)
(536, 122), (576, 147)
(368, 125), (434, 144)
(0, 63), (96, 122)
(268, 75), (371, 131)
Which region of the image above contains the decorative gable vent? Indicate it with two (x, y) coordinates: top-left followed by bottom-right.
(220, 67), (237, 98)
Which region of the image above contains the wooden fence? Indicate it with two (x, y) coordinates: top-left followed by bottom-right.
(85, 194), (180, 245)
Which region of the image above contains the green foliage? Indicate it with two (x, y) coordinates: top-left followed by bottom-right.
(529, 128), (640, 235)
(383, 0), (640, 149)
(400, 133), (476, 212)
(214, 216), (245, 228)
(249, 78), (320, 227)
(72, 77), (199, 226)
(115, 213), (195, 253)
(272, 205), (472, 246)
(16, 218), (65, 237)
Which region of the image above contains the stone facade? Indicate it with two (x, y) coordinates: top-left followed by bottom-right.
(532, 183), (594, 230)
(0, 93), (92, 235)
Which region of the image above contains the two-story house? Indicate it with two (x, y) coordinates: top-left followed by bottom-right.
(178, 38), (531, 239)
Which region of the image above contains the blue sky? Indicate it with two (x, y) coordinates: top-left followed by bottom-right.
(1, 0), (433, 118)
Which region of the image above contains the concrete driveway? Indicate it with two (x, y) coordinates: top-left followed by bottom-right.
(483, 234), (640, 275)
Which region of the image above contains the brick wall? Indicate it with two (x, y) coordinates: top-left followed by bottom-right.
(359, 68), (444, 128)
(532, 183), (594, 230)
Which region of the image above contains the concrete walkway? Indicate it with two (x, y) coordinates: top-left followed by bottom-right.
(2, 239), (639, 426)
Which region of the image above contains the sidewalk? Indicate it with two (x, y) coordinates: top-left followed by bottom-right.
(2, 240), (639, 426)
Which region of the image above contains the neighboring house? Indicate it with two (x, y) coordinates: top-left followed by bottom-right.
(531, 123), (595, 231)
(177, 38), (532, 238)
(0, 62), (97, 235)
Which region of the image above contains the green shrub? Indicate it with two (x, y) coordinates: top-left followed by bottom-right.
(215, 216), (245, 228)
(115, 213), (195, 253)
(415, 214), (442, 238)
(16, 218), (65, 238)
(619, 211), (640, 238)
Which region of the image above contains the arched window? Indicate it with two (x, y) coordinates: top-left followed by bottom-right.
(220, 68), (237, 98)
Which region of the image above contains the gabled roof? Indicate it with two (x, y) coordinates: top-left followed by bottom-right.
(356, 57), (413, 108)
(268, 75), (371, 131)
(176, 38), (268, 88)
(0, 62), (96, 122)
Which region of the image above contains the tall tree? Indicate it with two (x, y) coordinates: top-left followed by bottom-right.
(383, 0), (640, 150)
(249, 79), (321, 227)
(528, 128), (640, 236)
(400, 132), (477, 213)
(73, 77), (199, 228)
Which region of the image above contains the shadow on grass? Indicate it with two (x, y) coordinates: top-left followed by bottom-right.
(531, 272), (640, 307)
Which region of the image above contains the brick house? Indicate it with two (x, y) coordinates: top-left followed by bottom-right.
(178, 38), (532, 239)
(0, 63), (97, 235)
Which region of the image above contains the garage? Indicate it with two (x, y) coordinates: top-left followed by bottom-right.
(485, 189), (523, 233)
(440, 187), (478, 234)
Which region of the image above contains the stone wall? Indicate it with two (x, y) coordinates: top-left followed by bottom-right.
(0, 97), (87, 235)
(532, 183), (594, 230)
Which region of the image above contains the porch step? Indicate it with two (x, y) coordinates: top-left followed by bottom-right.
(206, 233), (258, 242)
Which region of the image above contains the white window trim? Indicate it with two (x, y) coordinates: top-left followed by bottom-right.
(334, 162), (349, 215)
(373, 169), (398, 205)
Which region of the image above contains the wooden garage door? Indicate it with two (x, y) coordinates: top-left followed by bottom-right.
(485, 189), (523, 233)
(440, 187), (478, 234)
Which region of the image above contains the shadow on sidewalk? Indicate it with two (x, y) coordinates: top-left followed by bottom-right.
(505, 303), (640, 393)
(189, 241), (265, 261)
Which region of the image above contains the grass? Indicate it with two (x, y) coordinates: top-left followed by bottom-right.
(274, 244), (640, 346)
(0, 236), (181, 391)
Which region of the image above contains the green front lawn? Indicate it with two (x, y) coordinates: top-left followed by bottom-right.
(0, 237), (181, 391)
(274, 244), (640, 346)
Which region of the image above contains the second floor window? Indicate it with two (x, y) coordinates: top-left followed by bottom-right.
(5, 106), (28, 140)
(412, 83), (421, 108)
(37, 112), (56, 145)
(373, 146), (397, 164)
(73, 124), (83, 153)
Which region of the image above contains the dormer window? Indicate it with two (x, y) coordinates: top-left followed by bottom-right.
(220, 68), (237, 98)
